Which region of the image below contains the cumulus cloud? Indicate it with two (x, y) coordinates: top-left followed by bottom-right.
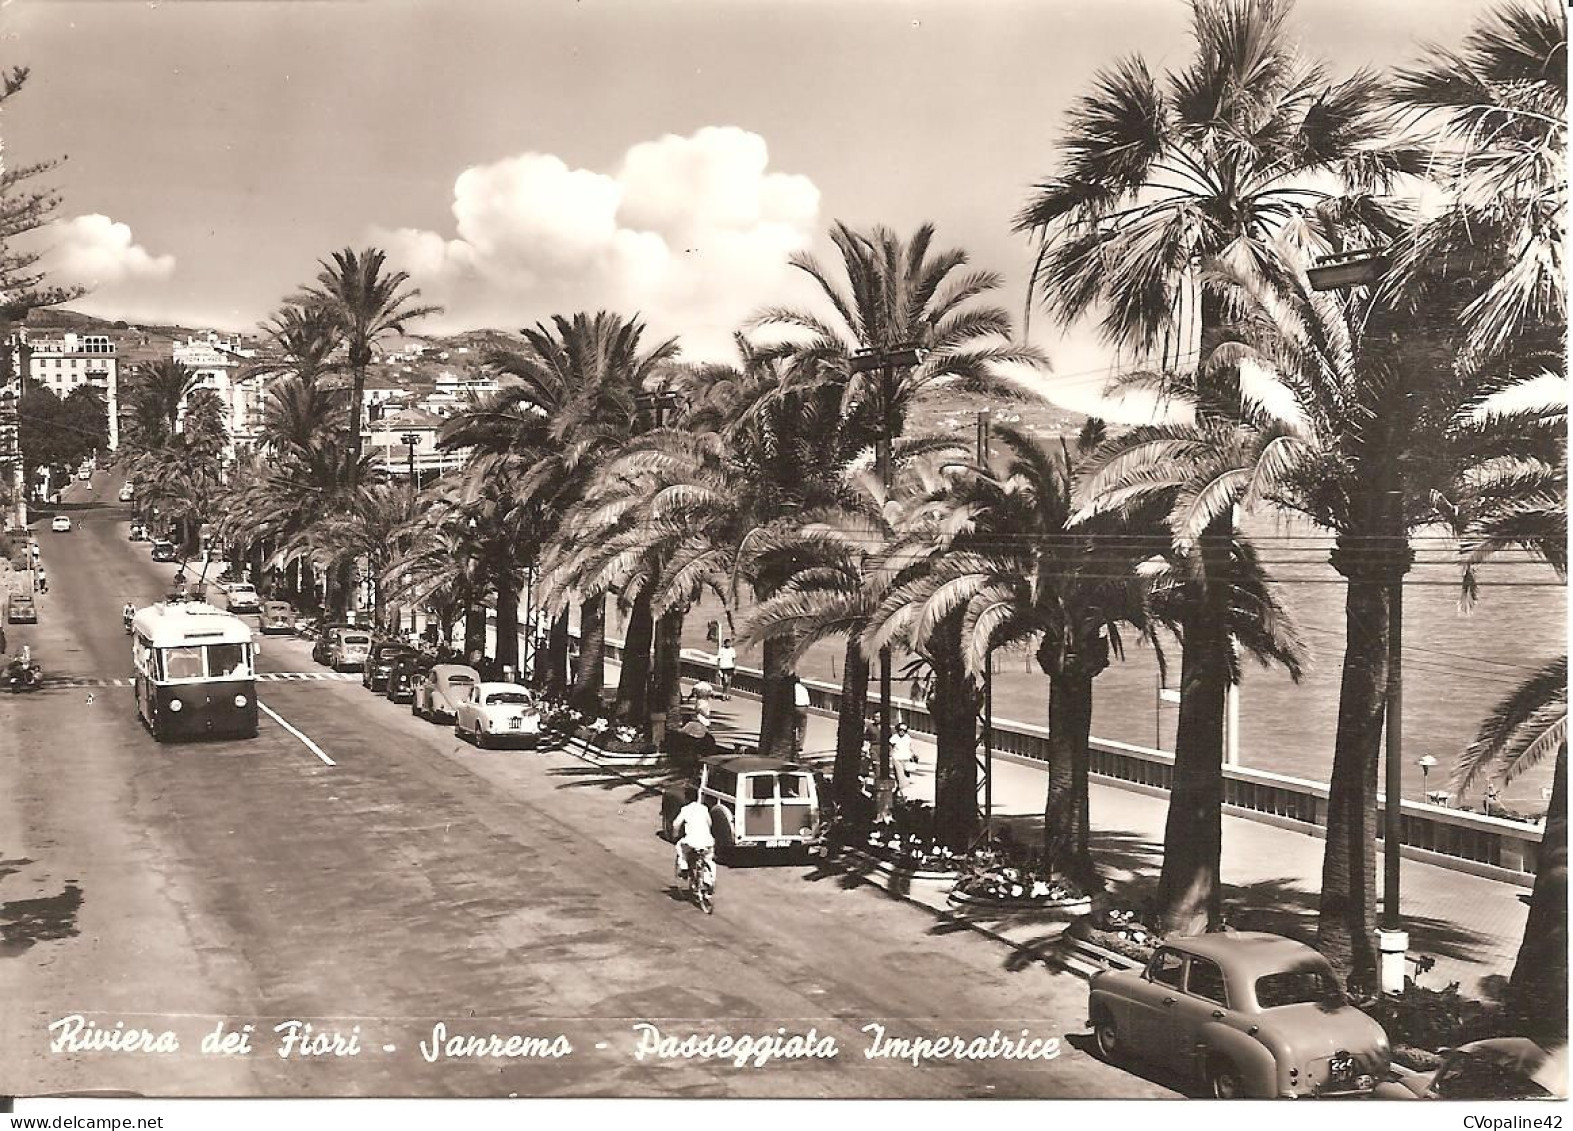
(43, 214), (177, 290)
(372, 126), (822, 360)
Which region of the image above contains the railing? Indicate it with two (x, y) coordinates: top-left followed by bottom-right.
(478, 619), (1546, 886)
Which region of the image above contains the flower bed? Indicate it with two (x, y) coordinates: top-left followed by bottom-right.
(1360, 975), (1508, 1071)
(1064, 908), (1162, 966)
(949, 866), (1090, 911)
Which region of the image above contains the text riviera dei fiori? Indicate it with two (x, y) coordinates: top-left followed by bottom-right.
(47, 1015), (1061, 1067)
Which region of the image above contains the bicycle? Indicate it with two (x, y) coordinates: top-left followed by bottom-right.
(683, 845), (715, 914)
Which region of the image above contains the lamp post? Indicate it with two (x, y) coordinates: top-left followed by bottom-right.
(848, 342), (925, 792)
(1417, 754), (1438, 801)
(976, 409), (995, 840)
(400, 431), (420, 503)
(1311, 246), (1411, 994)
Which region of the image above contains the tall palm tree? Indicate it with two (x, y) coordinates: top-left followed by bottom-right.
(124, 360), (203, 442)
(299, 247), (441, 490)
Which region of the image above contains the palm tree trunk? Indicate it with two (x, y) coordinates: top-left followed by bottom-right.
(930, 619), (979, 850)
(544, 608), (571, 695)
(758, 636), (796, 758)
(1041, 647), (1102, 892)
(833, 635), (869, 815)
(570, 592), (607, 714)
(495, 577), (520, 672)
(464, 603), (487, 662)
(651, 608), (685, 718)
(1156, 533), (1233, 937)
(613, 591), (655, 726)
(1318, 548), (1391, 993)
(1509, 745), (1566, 1043)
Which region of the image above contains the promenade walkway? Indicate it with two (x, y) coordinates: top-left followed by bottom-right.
(633, 663), (1527, 999)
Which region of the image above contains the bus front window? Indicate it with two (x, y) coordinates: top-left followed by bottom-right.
(206, 643), (250, 679)
(160, 646), (204, 680)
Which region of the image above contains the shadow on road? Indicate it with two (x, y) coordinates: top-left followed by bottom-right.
(0, 881), (84, 957)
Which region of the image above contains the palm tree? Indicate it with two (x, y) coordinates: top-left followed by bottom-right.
(299, 247), (441, 491)
(124, 360), (203, 442)
(1453, 658), (1566, 1043)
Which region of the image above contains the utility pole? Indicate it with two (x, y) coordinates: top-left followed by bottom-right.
(977, 409), (994, 840)
(400, 431), (420, 504)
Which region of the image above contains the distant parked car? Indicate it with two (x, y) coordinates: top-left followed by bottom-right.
(221, 582), (261, 614)
(661, 754), (822, 861)
(150, 540), (177, 562)
(310, 622), (354, 666)
(1373, 1038), (1565, 1101)
(257, 601), (297, 635)
(384, 652), (425, 704)
(362, 640), (418, 692)
(8, 594), (37, 624)
(1087, 931), (1390, 1098)
(50, 516), (72, 533)
(118, 484), (135, 502)
(412, 663), (480, 724)
(128, 523), (147, 541)
(453, 682), (542, 749)
(328, 629), (373, 672)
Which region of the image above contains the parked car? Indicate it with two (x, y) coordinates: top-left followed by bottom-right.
(412, 663), (480, 723)
(8, 595), (37, 624)
(453, 682), (542, 749)
(384, 652), (425, 704)
(50, 516), (72, 533)
(328, 629), (373, 672)
(311, 622), (355, 666)
(128, 523), (147, 541)
(1087, 931), (1390, 1098)
(1373, 1038), (1565, 1100)
(257, 601), (298, 635)
(150, 540), (177, 562)
(661, 754), (822, 861)
(118, 484), (135, 503)
(221, 582), (261, 614)
(362, 640), (418, 692)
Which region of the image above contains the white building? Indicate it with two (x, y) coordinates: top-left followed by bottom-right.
(19, 331), (121, 450)
(419, 370), (499, 418)
(364, 406), (464, 478)
(172, 332), (257, 453)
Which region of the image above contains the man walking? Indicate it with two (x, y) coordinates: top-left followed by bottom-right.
(715, 637), (737, 700)
(792, 677), (810, 756)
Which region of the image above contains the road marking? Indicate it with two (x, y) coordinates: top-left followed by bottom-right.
(39, 672), (358, 688)
(257, 700), (336, 767)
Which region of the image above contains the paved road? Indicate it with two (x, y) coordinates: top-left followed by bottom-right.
(0, 476), (1175, 1100)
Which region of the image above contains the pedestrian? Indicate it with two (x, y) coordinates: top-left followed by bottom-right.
(860, 721), (879, 781)
(715, 637), (737, 700)
(792, 677), (810, 755)
(890, 720), (916, 766)
(36, 565), (47, 594)
(0, 621), (8, 656)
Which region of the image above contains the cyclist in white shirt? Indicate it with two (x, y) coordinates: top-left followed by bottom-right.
(671, 788), (717, 894)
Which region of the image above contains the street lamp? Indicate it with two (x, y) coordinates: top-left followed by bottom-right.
(1417, 754), (1438, 800)
(400, 431), (421, 503)
(636, 384), (681, 430)
(848, 342), (925, 799)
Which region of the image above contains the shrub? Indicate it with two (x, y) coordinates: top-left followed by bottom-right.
(1361, 977), (1508, 1059)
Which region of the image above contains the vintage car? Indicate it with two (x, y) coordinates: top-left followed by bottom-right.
(128, 522), (148, 542)
(257, 601), (298, 635)
(310, 622), (354, 666)
(412, 663), (480, 723)
(50, 515), (72, 533)
(453, 681), (542, 749)
(8, 594), (37, 624)
(1088, 931), (1391, 1098)
(384, 652), (426, 704)
(362, 640), (419, 693)
(661, 754), (822, 861)
(1373, 1038), (1565, 1100)
(328, 628), (373, 672)
(118, 484), (135, 502)
(221, 582), (262, 614)
(150, 540), (178, 563)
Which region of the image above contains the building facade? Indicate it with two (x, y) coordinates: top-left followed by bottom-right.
(19, 331), (121, 450)
(172, 332), (257, 454)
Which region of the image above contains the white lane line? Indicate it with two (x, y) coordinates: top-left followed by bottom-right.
(257, 700), (336, 767)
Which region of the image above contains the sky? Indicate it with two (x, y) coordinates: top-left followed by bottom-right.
(6, 0), (1492, 421)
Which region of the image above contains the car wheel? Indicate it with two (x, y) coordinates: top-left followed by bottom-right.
(1091, 1011), (1121, 1062)
(1204, 1056), (1245, 1100)
(474, 728), (489, 749)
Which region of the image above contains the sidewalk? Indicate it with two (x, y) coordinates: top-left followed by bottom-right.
(625, 664), (1526, 998)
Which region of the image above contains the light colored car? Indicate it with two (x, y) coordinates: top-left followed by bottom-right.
(50, 516), (71, 533)
(257, 601), (297, 635)
(453, 682), (542, 749)
(221, 582), (261, 613)
(412, 663), (480, 723)
(118, 484), (135, 502)
(8, 595), (37, 624)
(1087, 931), (1391, 1098)
(328, 629), (372, 672)
(662, 754), (822, 860)
(1373, 1038), (1565, 1100)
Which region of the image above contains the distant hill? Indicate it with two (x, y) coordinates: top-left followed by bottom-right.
(908, 387), (1091, 442)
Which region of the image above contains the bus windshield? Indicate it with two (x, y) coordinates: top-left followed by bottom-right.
(157, 642), (253, 681)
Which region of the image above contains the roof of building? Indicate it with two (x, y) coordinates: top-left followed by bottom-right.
(379, 407), (445, 429)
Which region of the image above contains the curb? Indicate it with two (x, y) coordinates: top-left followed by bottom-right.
(829, 846), (963, 885)
(946, 888), (1094, 915)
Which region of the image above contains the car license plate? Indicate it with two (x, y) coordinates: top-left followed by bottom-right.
(764, 838), (788, 848)
(1328, 1053), (1354, 1080)
(509, 718), (521, 730)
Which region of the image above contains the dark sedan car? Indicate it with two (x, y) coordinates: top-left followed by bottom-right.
(311, 622), (355, 666)
(384, 652), (426, 704)
(362, 640), (419, 692)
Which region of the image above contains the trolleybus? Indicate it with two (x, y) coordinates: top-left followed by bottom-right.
(132, 601), (259, 740)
